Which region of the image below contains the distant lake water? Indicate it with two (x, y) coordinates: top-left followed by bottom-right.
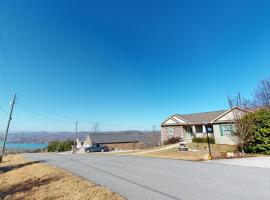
(0, 142), (48, 150)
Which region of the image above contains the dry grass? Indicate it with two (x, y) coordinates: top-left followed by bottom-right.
(187, 143), (237, 153)
(0, 155), (124, 200)
(129, 143), (238, 161)
(135, 148), (207, 160)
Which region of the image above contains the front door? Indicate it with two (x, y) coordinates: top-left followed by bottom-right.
(183, 126), (192, 141)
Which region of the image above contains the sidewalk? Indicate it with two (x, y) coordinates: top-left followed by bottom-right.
(207, 156), (270, 168)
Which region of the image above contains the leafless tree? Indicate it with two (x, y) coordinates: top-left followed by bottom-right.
(233, 113), (254, 154)
(92, 122), (100, 133)
(253, 78), (270, 109)
(227, 78), (270, 153)
(227, 92), (251, 109)
(227, 93), (254, 153)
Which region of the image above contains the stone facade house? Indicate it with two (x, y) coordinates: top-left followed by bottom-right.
(161, 107), (252, 145)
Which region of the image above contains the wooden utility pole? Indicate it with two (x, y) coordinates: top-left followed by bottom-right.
(152, 125), (156, 147)
(0, 94), (16, 163)
(74, 121), (78, 147)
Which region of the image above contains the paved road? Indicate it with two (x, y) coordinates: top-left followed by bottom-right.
(24, 153), (270, 200)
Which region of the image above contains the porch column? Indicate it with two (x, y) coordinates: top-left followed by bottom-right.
(192, 125), (196, 136)
(203, 124), (206, 133)
(180, 126), (184, 138)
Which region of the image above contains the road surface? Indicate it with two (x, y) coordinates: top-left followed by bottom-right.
(24, 153), (270, 200)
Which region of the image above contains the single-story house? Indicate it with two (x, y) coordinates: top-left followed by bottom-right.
(161, 106), (252, 145)
(83, 133), (141, 150)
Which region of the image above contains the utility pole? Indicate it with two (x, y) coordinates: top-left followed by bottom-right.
(0, 94), (16, 163)
(74, 121), (78, 147)
(152, 125), (156, 147)
(204, 123), (212, 160)
(17, 132), (22, 152)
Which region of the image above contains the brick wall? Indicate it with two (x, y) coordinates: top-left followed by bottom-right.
(161, 126), (183, 144)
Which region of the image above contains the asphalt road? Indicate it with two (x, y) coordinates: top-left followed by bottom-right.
(24, 153), (270, 200)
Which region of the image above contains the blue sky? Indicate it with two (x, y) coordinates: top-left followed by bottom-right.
(1, 0), (270, 132)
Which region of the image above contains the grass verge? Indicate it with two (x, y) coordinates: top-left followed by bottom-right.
(125, 143), (238, 161)
(0, 155), (124, 200)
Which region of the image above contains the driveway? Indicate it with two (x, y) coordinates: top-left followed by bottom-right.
(24, 153), (270, 200)
(207, 156), (270, 168)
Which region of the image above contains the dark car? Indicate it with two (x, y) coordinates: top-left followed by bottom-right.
(85, 144), (109, 153)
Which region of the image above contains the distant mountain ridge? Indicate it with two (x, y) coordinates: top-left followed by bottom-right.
(0, 131), (161, 145)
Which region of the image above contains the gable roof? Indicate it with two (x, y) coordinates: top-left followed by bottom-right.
(177, 110), (226, 124)
(211, 106), (253, 123)
(161, 107), (252, 126)
(88, 133), (140, 144)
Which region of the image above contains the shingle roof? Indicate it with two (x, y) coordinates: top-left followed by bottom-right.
(89, 133), (140, 144)
(177, 110), (227, 124)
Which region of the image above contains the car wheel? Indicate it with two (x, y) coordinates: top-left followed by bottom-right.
(86, 149), (90, 153)
(101, 149), (104, 152)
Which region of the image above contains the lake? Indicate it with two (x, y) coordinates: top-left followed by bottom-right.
(0, 142), (48, 150)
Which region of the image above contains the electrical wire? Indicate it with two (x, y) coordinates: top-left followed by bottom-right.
(0, 105), (8, 115)
(17, 100), (154, 129)
(17, 102), (74, 124)
(0, 62), (13, 95)
(0, 34), (16, 90)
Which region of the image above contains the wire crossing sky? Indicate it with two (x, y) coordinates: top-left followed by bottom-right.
(1, 0), (270, 131)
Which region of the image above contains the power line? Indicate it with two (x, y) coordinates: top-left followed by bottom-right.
(17, 102), (74, 124)
(0, 62), (13, 95)
(17, 100), (76, 121)
(0, 105), (8, 115)
(0, 34), (15, 95)
(0, 34), (16, 90)
(17, 100), (153, 128)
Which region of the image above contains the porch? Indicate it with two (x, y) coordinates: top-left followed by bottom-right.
(182, 124), (214, 141)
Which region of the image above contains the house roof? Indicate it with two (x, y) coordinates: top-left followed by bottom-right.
(162, 106), (253, 126)
(88, 133), (140, 144)
(177, 110), (227, 124)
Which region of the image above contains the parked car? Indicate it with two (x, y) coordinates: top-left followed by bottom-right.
(85, 144), (109, 153)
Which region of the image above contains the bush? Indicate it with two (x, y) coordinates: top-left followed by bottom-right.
(243, 109), (270, 155)
(192, 137), (215, 144)
(48, 140), (73, 152)
(163, 137), (180, 145)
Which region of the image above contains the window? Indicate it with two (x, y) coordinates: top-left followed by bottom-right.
(219, 124), (234, 136)
(195, 125), (203, 133)
(168, 127), (174, 136)
(206, 125), (213, 133)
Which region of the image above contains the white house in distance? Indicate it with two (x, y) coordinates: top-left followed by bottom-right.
(160, 107), (252, 145)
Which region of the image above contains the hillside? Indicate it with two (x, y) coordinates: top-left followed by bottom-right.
(0, 131), (161, 147)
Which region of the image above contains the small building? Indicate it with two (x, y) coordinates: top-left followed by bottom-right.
(83, 133), (142, 150)
(75, 138), (84, 149)
(161, 107), (252, 145)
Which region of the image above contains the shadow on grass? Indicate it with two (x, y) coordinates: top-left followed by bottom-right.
(0, 175), (61, 199)
(0, 160), (45, 173)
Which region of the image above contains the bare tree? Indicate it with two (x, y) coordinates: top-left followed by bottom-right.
(233, 114), (254, 154)
(227, 92), (251, 109)
(227, 78), (270, 153)
(92, 122), (100, 133)
(254, 78), (270, 109)
(227, 93), (254, 153)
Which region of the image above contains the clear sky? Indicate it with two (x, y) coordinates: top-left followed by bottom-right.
(1, 0), (270, 132)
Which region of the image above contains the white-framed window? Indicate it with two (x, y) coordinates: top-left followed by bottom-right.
(195, 125), (203, 133)
(219, 124), (234, 136)
(223, 125), (231, 135)
(168, 127), (174, 136)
